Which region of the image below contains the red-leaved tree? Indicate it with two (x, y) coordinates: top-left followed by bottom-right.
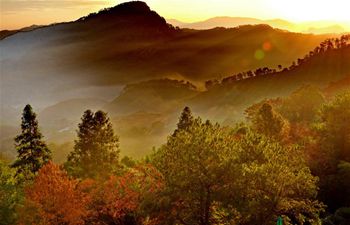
(86, 164), (164, 225)
(18, 161), (90, 225)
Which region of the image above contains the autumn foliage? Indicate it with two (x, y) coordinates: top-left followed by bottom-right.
(3, 89), (350, 225)
(17, 162), (164, 225)
(86, 165), (164, 225)
(18, 161), (89, 225)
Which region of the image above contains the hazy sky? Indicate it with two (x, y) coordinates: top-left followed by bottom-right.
(1, 0), (350, 30)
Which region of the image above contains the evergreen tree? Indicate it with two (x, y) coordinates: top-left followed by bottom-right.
(173, 106), (194, 136)
(66, 110), (119, 179)
(12, 104), (51, 177)
(152, 118), (323, 225)
(252, 103), (289, 140)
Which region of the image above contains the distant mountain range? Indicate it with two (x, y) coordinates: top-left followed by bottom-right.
(0, 2), (334, 120)
(1, 1), (349, 159)
(167, 17), (348, 34)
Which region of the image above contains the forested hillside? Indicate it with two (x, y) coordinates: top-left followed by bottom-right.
(1, 87), (349, 225)
(1, 2), (350, 224)
(1, 34), (349, 160)
(0, 1), (334, 126)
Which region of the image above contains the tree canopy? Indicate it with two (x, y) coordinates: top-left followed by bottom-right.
(65, 110), (120, 179)
(12, 104), (51, 178)
(152, 113), (323, 225)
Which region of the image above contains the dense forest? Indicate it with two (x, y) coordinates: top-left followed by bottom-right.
(1, 85), (349, 225)
(1, 2), (350, 225)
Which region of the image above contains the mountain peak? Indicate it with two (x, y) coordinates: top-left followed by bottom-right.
(75, 1), (173, 33)
(79, 1), (152, 21)
(99, 1), (151, 15)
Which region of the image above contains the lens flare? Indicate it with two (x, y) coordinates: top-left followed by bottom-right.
(254, 49), (265, 60)
(263, 41), (272, 51)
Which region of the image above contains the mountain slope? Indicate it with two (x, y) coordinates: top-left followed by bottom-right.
(168, 17), (348, 34)
(167, 17), (295, 30)
(1, 1), (348, 158)
(189, 38), (350, 115)
(105, 79), (199, 115)
(0, 1), (335, 121)
(1, 36), (349, 159)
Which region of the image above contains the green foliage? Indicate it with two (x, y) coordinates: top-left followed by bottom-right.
(231, 131), (324, 225)
(173, 106), (194, 136)
(11, 104), (51, 178)
(279, 85), (325, 123)
(65, 110), (120, 179)
(6, 89), (349, 224)
(0, 160), (23, 225)
(319, 92), (350, 161)
(281, 91), (350, 213)
(251, 103), (289, 140)
(121, 156), (137, 168)
(152, 113), (323, 225)
(153, 118), (237, 225)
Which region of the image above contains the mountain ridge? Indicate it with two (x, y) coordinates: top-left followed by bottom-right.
(1, 1), (348, 158)
(167, 16), (349, 34)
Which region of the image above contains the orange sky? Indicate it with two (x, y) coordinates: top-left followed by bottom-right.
(1, 0), (350, 30)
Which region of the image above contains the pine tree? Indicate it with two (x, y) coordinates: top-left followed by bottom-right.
(12, 104), (51, 177)
(66, 110), (119, 179)
(252, 103), (289, 140)
(173, 106), (194, 136)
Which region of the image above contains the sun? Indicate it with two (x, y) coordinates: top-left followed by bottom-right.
(265, 0), (350, 22)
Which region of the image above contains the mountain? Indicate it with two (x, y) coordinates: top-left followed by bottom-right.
(0, 25), (43, 40)
(305, 25), (346, 35)
(1, 1), (349, 158)
(38, 98), (107, 141)
(2, 36), (349, 159)
(168, 17), (348, 34)
(324, 76), (350, 96)
(105, 79), (198, 115)
(39, 98), (107, 126)
(189, 37), (350, 116)
(167, 17), (295, 31)
(0, 1), (335, 124)
(111, 111), (173, 157)
(0, 98), (107, 159)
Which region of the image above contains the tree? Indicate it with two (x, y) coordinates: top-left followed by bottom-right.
(152, 116), (323, 225)
(66, 110), (120, 179)
(0, 160), (23, 225)
(18, 161), (89, 225)
(319, 92), (350, 161)
(121, 156), (137, 168)
(314, 92), (350, 211)
(205, 80), (219, 90)
(230, 131), (324, 225)
(251, 103), (289, 140)
(153, 118), (238, 225)
(244, 98), (282, 122)
(85, 164), (164, 225)
(12, 104), (51, 178)
(173, 106), (194, 136)
(279, 85), (325, 123)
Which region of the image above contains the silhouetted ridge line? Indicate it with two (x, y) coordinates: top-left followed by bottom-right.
(79, 1), (151, 20)
(75, 1), (175, 33)
(211, 34), (350, 88)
